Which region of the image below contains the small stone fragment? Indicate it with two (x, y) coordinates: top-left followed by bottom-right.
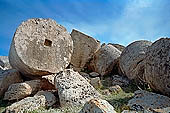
(109, 85), (122, 93)
(89, 72), (100, 77)
(35, 90), (56, 107)
(90, 77), (102, 89)
(79, 98), (116, 113)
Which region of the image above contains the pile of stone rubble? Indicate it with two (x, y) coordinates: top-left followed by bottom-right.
(0, 18), (170, 113)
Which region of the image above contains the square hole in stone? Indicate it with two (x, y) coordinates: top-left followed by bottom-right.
(44, 39), (52, 47)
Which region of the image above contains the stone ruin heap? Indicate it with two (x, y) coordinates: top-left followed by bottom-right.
(0, 18), (170, 113)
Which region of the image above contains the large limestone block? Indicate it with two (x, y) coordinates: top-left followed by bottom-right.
(55, 69), (100, 107)
(79, 98), (116, 113)
(145, 38), (170, 96)
(90, 44), (121, 76)
(0, 69), (23, 97)
(71, 29), (100, 71)
(9, 18), (73, 76)
(128, 90), (170, 112)
(5, 95), (46, 113)
(4, 80), (41, 100)
(119, 40), (152, 80)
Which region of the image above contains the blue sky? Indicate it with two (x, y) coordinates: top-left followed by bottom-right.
(0, 0), (170, 56)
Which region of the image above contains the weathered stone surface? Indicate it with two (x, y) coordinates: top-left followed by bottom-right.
(119, 40), (152, 80)
(9, 18), (73, 76)
(4, 80), (41, 100)
(112, 75), (130, 86)
(108, 43), (125, 52)
(79, 98), (116, 113)
(35, 90), (56, 107)
(128, 90), (170, 112)
(0, 56), (11, 70)
(0, 69), (23, 97)
(71, 29), (100, 71)
(55, 69), (100, 107)
(90, 44), (121, 76)
(89, 72), (100, 77)
(5, 95), (46, 113)
(90, 77), (102, 89)
(109, 85), (122, 93)
(41, 74), (56, 90)
(144, 38), (170, 96)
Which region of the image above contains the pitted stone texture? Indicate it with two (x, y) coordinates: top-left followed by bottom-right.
(79, 98), (116, 113)
(35, 90), (56, 107)
(4, 80), (41, 100)
(120, 40), (152, 80)
(145, 38), (170, 96)
(128, 90), (170, 112)
(9, 18), (73, 76)
(0, 69), (23, 97)
(5, 95), (46, 113)
(71, 29), (100, 71)
(55, 69), (100, 107)
(0, 56), (11, 70)
(90, 44), (121, 76)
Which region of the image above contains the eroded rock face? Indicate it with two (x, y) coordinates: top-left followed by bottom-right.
(35, 90), (56, 107)
(89, 44), (121, 76)
(4, 80), (41, 100)
(111, 75), (130, 86)
(71, 29), (100, 71)
(0, 69), (23, 97)
(9, 18), (73, 76)
(119, 40), (152, 80)
(55, 69), (100, 107)
(79, 98), (116, 113)
(128, 90), (170, 112)
(5, 95), (46, 113)
(144, 38), (170, 96)
(0, 56), (11, 70)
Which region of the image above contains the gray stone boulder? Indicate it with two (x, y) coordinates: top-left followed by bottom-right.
(79, 98), (116, 113)
(89, 44), (121, 76)
(35, 90), (56, 107)
(5, 95), (46, 113)
(144, 38), (170, 96)
(0, 69), (23, 97)
(4, 80), (41, 100)
(55, 69), (100, 107)
(128, 90), (170, 112)
(71, 29), (100, 71)
(119, 40), (152, 80)
(9, 18), (73, 76)
(108, 43), (125, 52)
(0, 56), (11, 70)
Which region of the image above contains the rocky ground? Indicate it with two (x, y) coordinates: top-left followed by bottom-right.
(0, 18), (170, 113)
